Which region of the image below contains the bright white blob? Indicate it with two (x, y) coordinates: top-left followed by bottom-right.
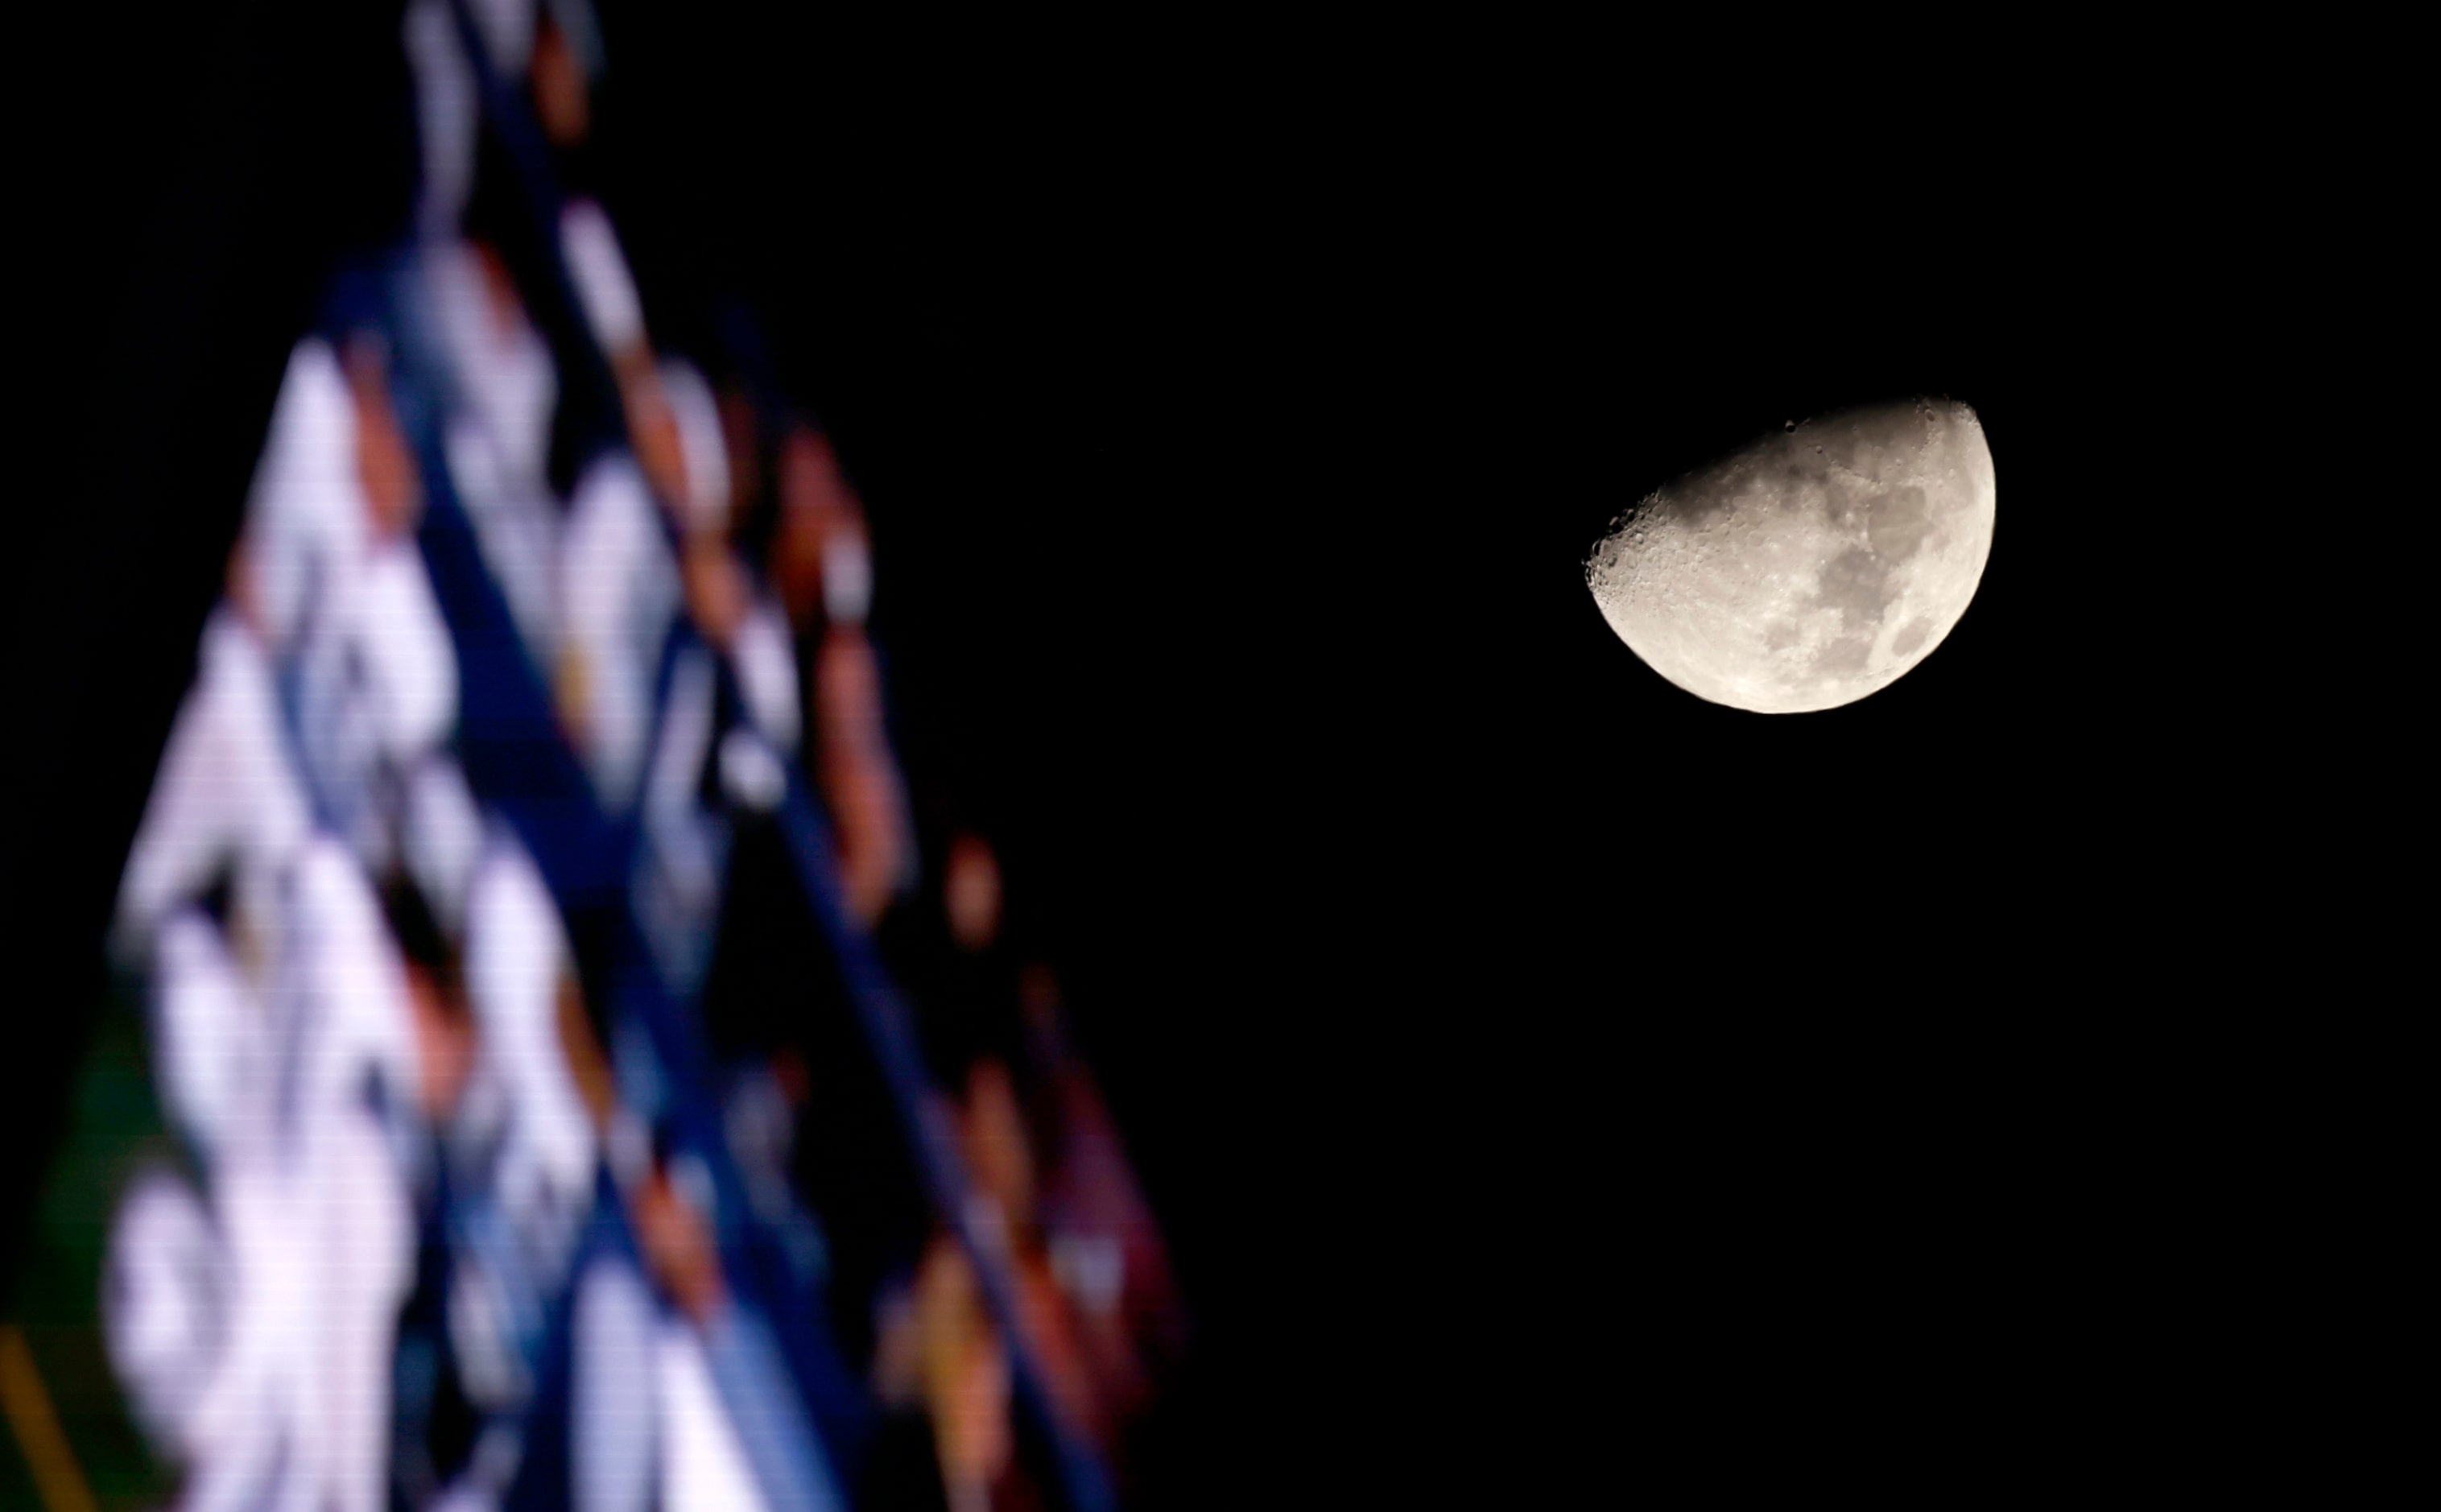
(1586, 399), (1995, 713)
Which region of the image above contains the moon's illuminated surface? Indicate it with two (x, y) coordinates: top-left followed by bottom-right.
(1586, 399), (1995, 713)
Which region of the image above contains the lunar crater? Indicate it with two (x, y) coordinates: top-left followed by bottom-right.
(1586, 398), (1994, 714)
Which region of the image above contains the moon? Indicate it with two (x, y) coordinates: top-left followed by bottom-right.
(1585, 399), (1995, 713)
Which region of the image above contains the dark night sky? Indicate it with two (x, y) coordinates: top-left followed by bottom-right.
(8, 3), (2305, 1502)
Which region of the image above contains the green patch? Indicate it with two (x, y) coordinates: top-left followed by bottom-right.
(3, 979), (184, 1510)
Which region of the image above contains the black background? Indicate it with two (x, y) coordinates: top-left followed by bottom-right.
(6, 2), (2290, 1504)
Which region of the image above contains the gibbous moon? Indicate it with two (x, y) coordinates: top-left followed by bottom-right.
(1585, 399), (1995, 713)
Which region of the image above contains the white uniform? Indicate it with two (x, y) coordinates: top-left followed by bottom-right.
(658, 357), (729, 535)
(305, 1094), (419, 1512)
(250, 838), (425, 1512)
(562, 1262), (774, 1512)
(149, 911), (271, 1167)
(730, 600), (803, 758)
(178, 1150), (317, 1512)
(139, 892), (323, 1512)
(291, 535), (462, 870)
(130, 848), (421, 1512)
(656, 1318), (775, 1512)
(560, 199), (646, 361)
(242, 340), (366, 661)
(403, 0), (543, 234)
(426, 238), (562, 659)
(102, 1170), (230, 1468)
(278, 840), (429, 1512)
(569, 1261), (657, 1512)
(231, 333), (461, 875)
(109, 912), (308, 1510)
(117, 609), (314, 965)
(461, 831), (597, 1260)
(661, 353), (801, 765)
(560, 452), (678, 811)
